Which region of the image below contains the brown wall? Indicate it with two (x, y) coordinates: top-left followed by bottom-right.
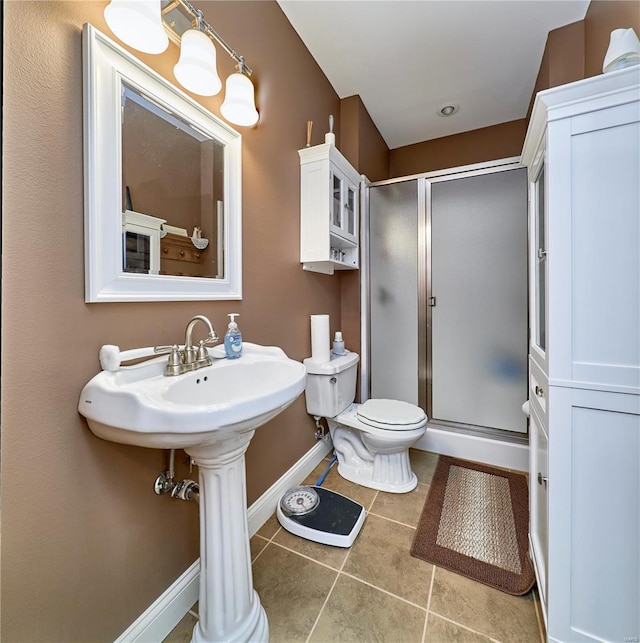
(340, 95), (390, 182)
(527, 19), (586, 119)
(389, 118), (528, 178)
(1, 1), (342, 640)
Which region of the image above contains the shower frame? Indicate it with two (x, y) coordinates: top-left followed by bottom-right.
(360, 157), (528, 444)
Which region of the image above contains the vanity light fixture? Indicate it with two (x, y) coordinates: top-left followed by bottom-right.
(221, 58), (260, 127)
(173, 10), (222, 96)
(103, 0), (259, 126)
(104, 0), (169, 54)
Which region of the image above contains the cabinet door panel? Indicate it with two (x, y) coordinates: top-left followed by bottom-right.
(529, 405), (548, 612)
(529, 357), (548, 425)
(549, 387), (640, 643)
(555, 102), (640, 392)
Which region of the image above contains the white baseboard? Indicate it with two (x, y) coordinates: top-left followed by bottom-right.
(413, 424), (529, 471)
(115, 439), (332, 643)
(114, 560), (200, 643)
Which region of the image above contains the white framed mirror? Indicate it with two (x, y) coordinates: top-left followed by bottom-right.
(83, 24), (242, 302)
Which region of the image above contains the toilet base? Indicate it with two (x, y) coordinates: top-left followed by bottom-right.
(328, 418), (425, 494)
(337, 458), (418, 493)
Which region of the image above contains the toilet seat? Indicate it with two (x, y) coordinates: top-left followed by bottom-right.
(356, 399), (427, 431)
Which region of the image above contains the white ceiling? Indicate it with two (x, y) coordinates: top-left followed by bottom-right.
(277, 0), (590, 149)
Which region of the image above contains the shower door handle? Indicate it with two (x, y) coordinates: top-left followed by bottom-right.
(428, 297), (437, 307)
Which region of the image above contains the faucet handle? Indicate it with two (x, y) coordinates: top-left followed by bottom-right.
(167, 346), (183, 367)
(154, 344), (183, 365)
(196, 340), (212, 363)
(154, 344), (178, 354)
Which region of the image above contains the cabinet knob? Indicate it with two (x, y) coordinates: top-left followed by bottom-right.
(535, 385), (544, 398)
(179, 251), (185, 257)
(537, 472), (548, 488)
(163, 248), (168, 254)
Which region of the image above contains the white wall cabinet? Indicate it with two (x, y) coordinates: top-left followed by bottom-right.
(522, 66), (640, 642)
(122, 210), (165, 275)
(299, 143), (361, 275)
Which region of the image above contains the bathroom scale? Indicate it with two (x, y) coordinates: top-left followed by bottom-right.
(276, 486), (365, 547)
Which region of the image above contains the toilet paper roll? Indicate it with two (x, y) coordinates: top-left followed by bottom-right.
(310, 315), (331, 363)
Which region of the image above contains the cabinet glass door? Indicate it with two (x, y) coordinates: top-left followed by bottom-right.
(330, 170), (358, 244)
(345, 185), (356, 236)
(534, 167), (547, 354)
(124, 231), (151, 273)
(331, 173), (342, 228)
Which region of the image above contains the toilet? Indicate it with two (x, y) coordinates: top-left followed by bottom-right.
(304, 351), (427, 493)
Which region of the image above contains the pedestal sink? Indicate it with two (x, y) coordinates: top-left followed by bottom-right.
(79, 343), (307, 642)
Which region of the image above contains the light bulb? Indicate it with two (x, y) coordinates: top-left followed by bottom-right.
(104, 0), (168, 54)
(220, 71), (259, 127)
(174, 29), (222, 96)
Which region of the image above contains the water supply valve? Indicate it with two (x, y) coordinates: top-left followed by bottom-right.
(171, 479), (200, 502)
(154, 471), (174, 495)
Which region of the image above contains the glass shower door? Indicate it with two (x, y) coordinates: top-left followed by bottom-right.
(429, 168), (528, 432)
(369, 180), (420, 405)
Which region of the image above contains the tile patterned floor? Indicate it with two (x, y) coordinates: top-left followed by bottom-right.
(164, 450), (546, 643)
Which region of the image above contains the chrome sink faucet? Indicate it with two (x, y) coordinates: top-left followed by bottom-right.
(184, 315), (218, 362)
(164, 315), (219, 376)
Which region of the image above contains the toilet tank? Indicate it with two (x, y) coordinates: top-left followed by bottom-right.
(303, 352), (360, 417)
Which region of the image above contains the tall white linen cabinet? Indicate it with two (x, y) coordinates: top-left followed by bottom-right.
(522, 66), (640, 642)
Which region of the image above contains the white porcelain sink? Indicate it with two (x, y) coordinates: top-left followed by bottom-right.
(79, 341), (307, 643)
(78, 343), (306, 449)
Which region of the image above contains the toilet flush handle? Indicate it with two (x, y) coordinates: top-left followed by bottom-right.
(330, 377), (337, 384)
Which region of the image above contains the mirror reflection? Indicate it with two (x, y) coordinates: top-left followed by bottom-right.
(121, 84), (225, 279)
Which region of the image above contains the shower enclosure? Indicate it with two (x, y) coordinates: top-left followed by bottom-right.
(364, 159), (528, 438)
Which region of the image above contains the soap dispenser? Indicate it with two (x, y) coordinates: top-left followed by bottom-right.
(332, 331), (346, 355)
(224, 313), (242, 359)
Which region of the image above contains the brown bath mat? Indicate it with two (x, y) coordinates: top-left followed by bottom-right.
(411, 456), (535, 595)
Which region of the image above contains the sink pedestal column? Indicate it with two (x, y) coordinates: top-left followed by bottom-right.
(186, 431), (268, 643)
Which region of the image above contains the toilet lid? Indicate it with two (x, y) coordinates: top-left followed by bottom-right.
(357, 399), (427, 431)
